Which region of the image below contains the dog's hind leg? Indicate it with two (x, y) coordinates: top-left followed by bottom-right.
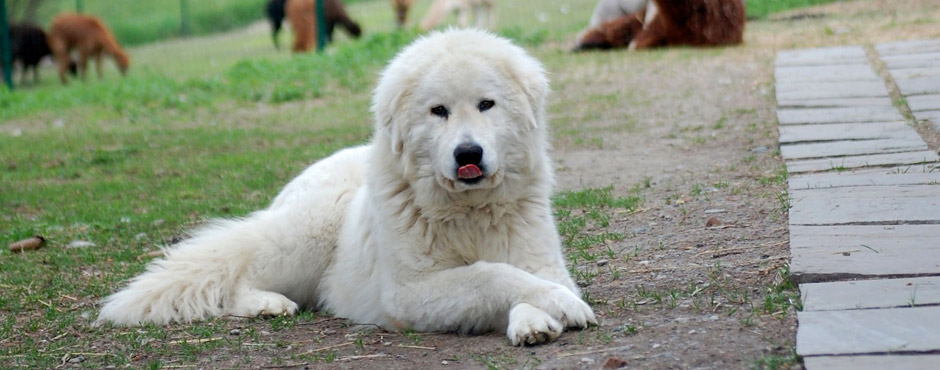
(97, 213), (297, 326)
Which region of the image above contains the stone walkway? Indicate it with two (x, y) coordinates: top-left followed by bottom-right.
(774, 40), (940, 368)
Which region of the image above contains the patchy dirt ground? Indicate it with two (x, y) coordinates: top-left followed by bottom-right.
(70, 1), (939, 369)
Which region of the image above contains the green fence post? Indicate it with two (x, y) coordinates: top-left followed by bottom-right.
(315, 0), (326, 52)
(1, 0), (13, 90)
(75, 0), (83, 12)
(180, 0), (191, 36)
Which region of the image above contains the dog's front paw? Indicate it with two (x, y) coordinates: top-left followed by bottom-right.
(507, 303), (563, 346)
(535, 285), (598, 329)
(228, 290), (298, 318)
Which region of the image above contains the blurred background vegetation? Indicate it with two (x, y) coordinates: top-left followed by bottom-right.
(5, 0), (842, 46)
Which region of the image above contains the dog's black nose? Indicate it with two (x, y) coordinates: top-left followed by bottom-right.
(454, 143), (483, 166)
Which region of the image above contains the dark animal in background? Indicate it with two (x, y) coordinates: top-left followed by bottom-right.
(632, 0), (745, 49)
(267, 0), (362, 51)
(48, 13), (130, 85)
(9, 22), (75, 84)
(574, 0), (745, 51)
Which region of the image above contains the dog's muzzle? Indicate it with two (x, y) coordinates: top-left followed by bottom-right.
(454, 142), (486, 184)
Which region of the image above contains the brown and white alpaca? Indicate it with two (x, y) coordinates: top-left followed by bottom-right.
(48, 13), (129, 84)
(574, 0), (745, 51)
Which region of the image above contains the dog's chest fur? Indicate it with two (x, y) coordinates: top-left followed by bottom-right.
(415, 200), (536, 266)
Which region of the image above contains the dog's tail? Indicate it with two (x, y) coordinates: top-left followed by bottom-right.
(97, 217), (266, 326)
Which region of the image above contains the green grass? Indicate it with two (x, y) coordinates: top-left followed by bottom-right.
(746, 0), (845, 19)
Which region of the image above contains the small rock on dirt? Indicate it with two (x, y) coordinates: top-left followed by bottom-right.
(9, 236), (45, 253)
(67, 240), (97, 249)
(67, 355), (85, 364)
(596, 259), (609, 266)
(580, 357), (595, 364)
(704, 209), (725, 214)
(604, 357), (628, 369)
(705, 217), (722, 227)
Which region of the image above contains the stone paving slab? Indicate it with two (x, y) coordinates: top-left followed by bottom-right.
(775, 80), (885, 91)
(776, 46), (868, 67)
(778, 106), (904, 125)
(895, 76), (940, 96)
(774, 64), (879, 82)
(790, 225), (940, 280)
(776, 89), (888, 101)
(804, 354), (940, 370)
(876, 39), (940, 55)
(796, 306), (940, 356)
(778, 122), (918, 144)
(906, 94), (940, 111)
(788, 184), (940, 225)
(780, 138), (927, 160)
(912, 110), (940, 131)
(801, 276), (940, 311)
(882, 52), (940, 69)
(777, 97), (894, 109)
(785, 150), (939, 174)
(788, 170), (940, 189)
(888, 66), (940, 80)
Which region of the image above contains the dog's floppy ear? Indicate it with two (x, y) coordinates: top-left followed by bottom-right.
(505, 56), (549, 130)
(372, 74), (414, 155)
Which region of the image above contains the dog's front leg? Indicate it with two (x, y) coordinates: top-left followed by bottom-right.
(385, 261), (596, 346)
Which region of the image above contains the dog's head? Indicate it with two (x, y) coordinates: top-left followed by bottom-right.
(371, 29), (550, 195)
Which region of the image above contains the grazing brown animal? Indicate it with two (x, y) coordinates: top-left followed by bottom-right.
(267, 0), (361, 50)
(574, 0), (745, 51)
(287, 0), (362, 53)
(48, 13), (129, 84)
(390, 0), (415, 28)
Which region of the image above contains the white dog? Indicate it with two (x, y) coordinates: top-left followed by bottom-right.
(420, 0), (495, 31)
(97, 29), (595, 346)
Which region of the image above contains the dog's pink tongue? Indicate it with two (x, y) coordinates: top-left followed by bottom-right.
(458, 164), (483, 179)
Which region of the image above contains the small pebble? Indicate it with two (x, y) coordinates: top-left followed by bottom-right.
(580, 357), (595, 364)
(596, 259), (609, 267)
(229, 329), (241, 336)
(67, 240), (96, 249)
(604, 357), (628, 369)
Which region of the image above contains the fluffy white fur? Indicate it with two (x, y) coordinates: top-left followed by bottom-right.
(419, 0), (495, 31)
(97, 29), (595, 346)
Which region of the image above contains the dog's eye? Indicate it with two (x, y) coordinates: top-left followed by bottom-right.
(478, 99), (495, 112)
(430, 105), (449, 118)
